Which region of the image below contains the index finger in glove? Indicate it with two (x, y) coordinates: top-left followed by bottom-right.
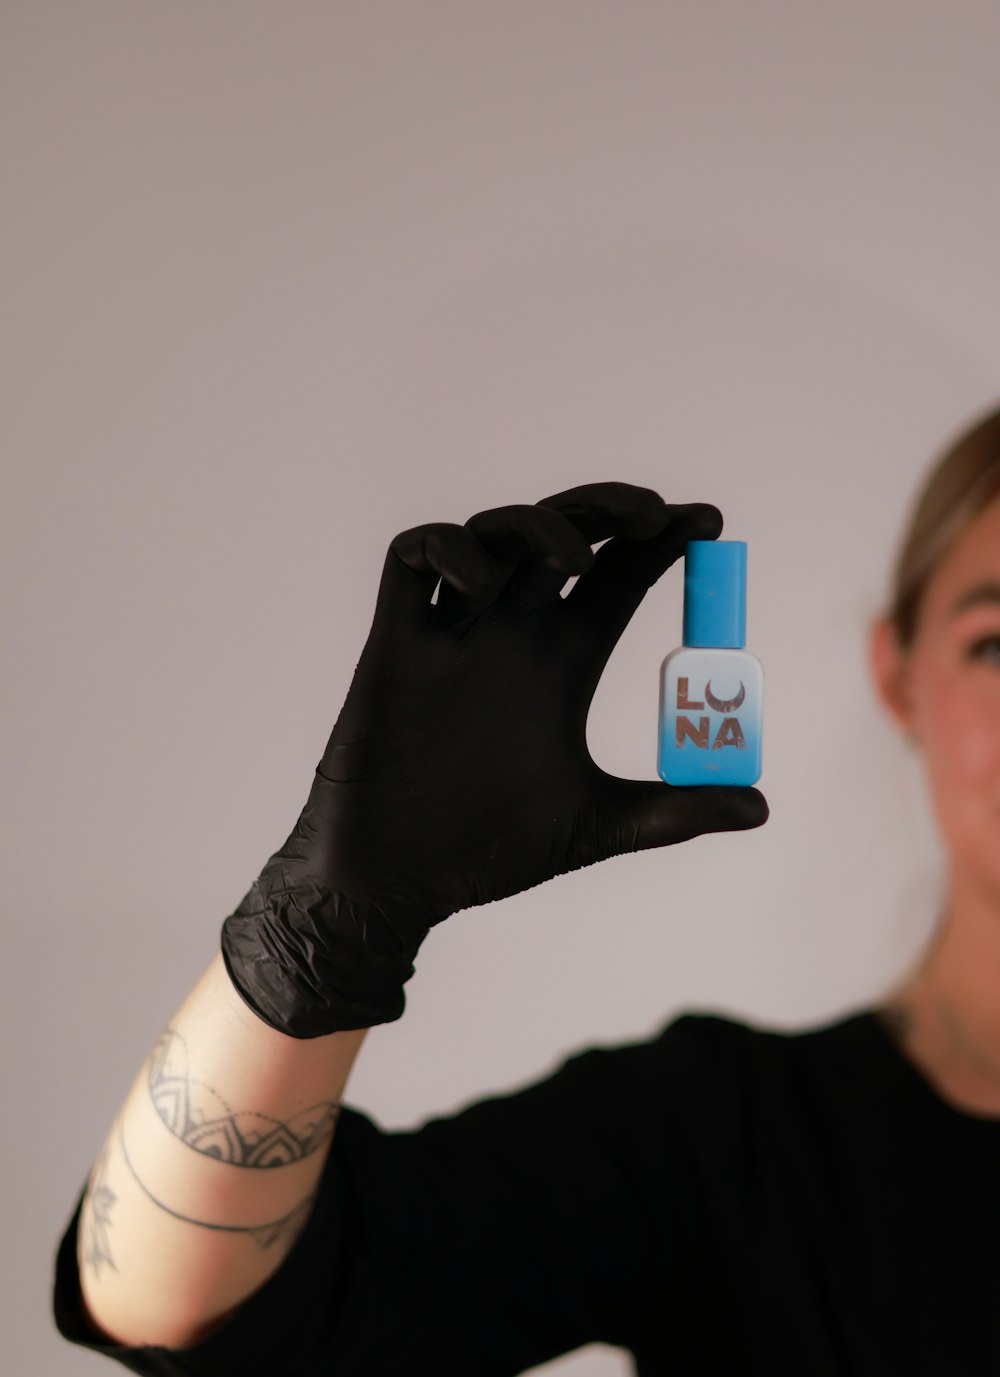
(511, 480), (686, 608)
(561, 498), (724, 660)
(519, 483), (721, 630)
(536, 481), (678, 542)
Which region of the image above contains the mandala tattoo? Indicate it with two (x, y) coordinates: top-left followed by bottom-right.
(81, 1143), (118, 1278)
(148, 1029), (340, 1167)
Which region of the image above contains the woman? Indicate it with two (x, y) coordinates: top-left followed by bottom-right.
(53, 406), (1000, 1375)
(871, 411), (1000, 1119)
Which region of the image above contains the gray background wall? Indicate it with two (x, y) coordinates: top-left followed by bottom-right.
(4, 3), (999, 1373)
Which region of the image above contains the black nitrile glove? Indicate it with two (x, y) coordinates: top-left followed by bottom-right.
(220, 483), (769, 1037)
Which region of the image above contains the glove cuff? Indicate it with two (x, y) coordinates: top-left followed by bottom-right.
(219, 881), (425, 1038)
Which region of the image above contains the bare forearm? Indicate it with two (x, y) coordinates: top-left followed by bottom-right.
(76, 950), (369, 1349)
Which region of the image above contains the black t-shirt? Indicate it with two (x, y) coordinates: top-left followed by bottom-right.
(52, 1007), (1000, 1375)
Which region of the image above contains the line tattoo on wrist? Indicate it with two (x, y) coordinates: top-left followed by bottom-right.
(117, 1116), (319, 1251)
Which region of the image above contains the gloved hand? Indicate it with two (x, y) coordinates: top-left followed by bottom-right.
(221, 482), (769, 1037)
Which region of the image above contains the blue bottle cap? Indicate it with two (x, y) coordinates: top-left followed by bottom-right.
(682, 540), (747, 648)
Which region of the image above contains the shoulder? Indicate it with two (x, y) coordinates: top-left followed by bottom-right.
(600, 1006), (880, 1113)
(536, 1010), (768, 1143)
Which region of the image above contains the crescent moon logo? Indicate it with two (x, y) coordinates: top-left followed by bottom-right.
(704, 679), (745, 714)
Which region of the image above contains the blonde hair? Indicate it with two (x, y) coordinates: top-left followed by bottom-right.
(886, 403), (1000, 650)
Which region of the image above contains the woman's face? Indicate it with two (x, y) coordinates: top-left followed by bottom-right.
(871, 492), (1000, 901)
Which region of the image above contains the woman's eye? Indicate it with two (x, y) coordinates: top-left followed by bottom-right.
(966, 634), (1000, 666)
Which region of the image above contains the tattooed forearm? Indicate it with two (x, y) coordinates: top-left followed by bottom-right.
(78, 1029), (338, 1264)
(148, 1029), (340, 1167)
(80, 1142), (118, 1278)
(117, 1114), (317, 1251)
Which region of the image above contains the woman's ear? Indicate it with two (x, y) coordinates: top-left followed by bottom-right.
(868, 615), (918, 740)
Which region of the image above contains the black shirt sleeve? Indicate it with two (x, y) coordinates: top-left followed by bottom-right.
(53, 1013), (742, 1377)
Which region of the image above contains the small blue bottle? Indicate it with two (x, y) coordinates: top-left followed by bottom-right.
(657, 540), (763, 786)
